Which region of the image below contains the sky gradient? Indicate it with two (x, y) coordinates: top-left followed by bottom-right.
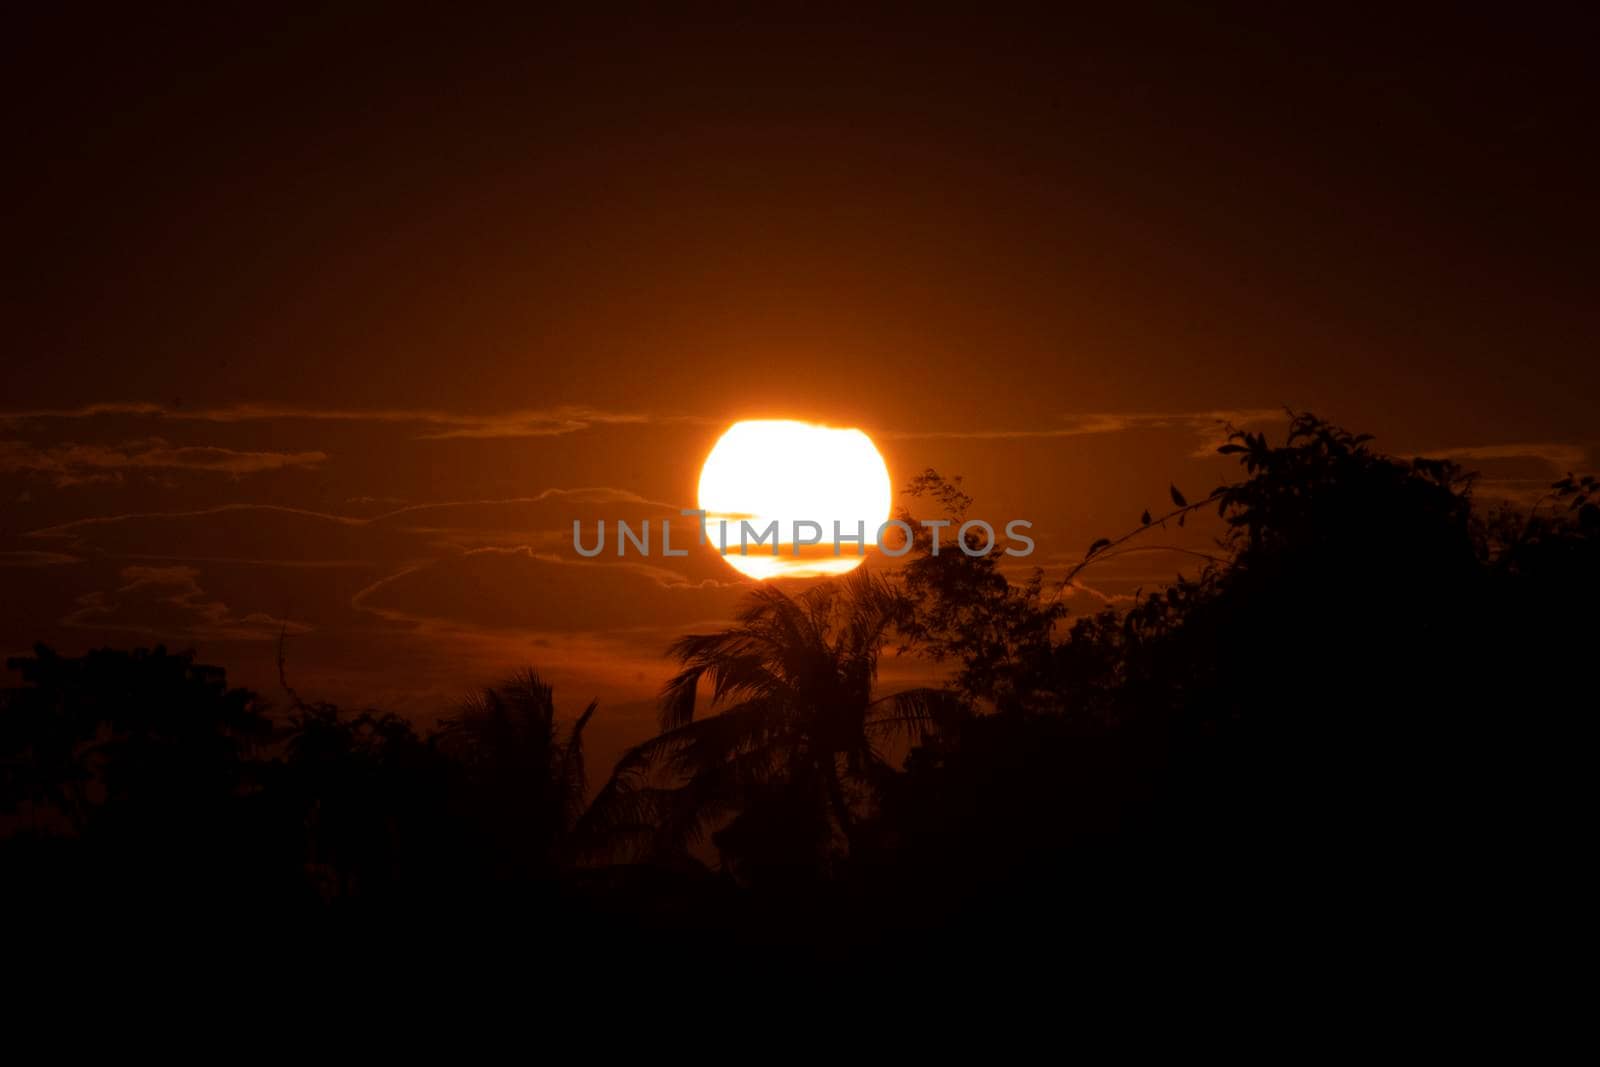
(4, 8), (1595, 763)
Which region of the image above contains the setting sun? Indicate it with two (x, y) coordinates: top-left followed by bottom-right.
(697, 420), (893, 580)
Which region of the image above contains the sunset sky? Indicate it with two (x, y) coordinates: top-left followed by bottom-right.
(3, 8), (1594, 763)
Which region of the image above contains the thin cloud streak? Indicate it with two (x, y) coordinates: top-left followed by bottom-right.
(882, 409), (1286, 443)
(23, 488), (685, 541)
(25, 503), (370, 540)
(0, 439), (327, 484)
(0, 550), (81, 566)
(1424, 442), (1590, 472)
(0, 402), (709, 440)
(62, 564), (311, 641)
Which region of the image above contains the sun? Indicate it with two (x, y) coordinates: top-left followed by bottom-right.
(697, 420), (892, 580)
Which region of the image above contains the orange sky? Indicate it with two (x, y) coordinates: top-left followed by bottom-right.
(3, 9), (1595, 763)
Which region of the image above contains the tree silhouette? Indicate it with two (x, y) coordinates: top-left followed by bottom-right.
(272, 666), (599, 903)
(275, 698), (445, 903)
(891, 471), (1065, 716)
(1, 414), (1593, 954)
(434, 670), (596, 882)
(0, 644), (277, 909)
(875, 413), (1599, 949)
(582, 567), (965, 883)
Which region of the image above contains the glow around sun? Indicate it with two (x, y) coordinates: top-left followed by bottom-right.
(697, 420), (893, 580)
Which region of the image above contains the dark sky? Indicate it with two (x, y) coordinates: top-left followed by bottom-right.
(3, 6), (1596, 755)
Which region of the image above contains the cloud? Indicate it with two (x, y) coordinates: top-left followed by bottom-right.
(351, 546), (743, 635)
(20, 491), (733, 629)
(882, 409), (1286, 451)
(1422, 442), (1590, 472)
(890, 416), (1595, 476)
(62, 564), (311, 642)
(0, 402), (706, 440)
(0, 550), (80, 567)
(26, 503), (369, 549)
(18, 489), (676, 540)
(377, 487), (685, 520)
(17, 491), (684, 571)
(0, 438), (326, 485)
(1411, 441), (1592, 507)
(1061, 580), (1138, 607)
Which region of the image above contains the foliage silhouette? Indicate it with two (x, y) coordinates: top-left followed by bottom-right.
(1, 414), (1593, 958)
(582, 567), (965, 885)
(892, 470), (1064, 715)
(434, 671), (596, 880)
(870, 413), (1596, 950)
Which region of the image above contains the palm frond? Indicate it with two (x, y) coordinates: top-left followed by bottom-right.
(621, 569), (933, 867)
(659, 633), (785, 729)
(865, 687), (970, 744)
(559, 697), (599, 831)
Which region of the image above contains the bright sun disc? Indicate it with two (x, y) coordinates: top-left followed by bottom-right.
(697, 420), (892, 580)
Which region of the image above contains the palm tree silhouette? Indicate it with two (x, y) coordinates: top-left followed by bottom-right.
(581, 568), (965, 881)
(435, 670), (597, 878)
